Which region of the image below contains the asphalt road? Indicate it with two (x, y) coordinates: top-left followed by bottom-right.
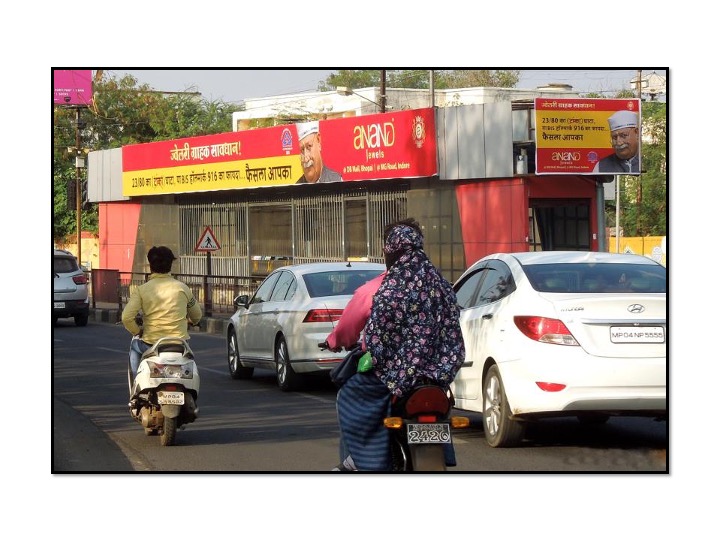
(53, 319), (668, 473)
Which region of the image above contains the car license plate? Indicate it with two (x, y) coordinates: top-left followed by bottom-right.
(54, 302), (65, 309)
(610, 326), (665, 343)
(407, 423), (451, 444)
(158, 391), (185, 405)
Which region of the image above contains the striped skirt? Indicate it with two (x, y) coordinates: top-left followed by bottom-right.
(336, 371), (392, 471)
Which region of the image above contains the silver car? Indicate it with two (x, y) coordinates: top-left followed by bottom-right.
(226, 262), (386, 391)
(53, 248), (90, 327)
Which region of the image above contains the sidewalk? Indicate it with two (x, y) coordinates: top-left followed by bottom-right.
(90, 302), (229, 336)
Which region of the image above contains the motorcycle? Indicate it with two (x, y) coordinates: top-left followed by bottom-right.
(325, 343), (469, 471)
(128, 336), (200, 447)
(385, 381), (469, 471)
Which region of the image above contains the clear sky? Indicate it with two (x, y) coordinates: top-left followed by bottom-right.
(107, 68), (667, 104)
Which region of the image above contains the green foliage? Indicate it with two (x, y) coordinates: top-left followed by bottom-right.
(605, 101), (667, 237)
(320, 69), (520, 91)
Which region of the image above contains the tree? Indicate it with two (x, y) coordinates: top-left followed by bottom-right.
(320, 69), (520, 91)
(53, 73), (242, 243)
(603, 100), (667, 237)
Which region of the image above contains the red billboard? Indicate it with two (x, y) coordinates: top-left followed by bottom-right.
(122, 108), (437, 196)
(53, 70), (93, 106)
(535, 98), (641, 175)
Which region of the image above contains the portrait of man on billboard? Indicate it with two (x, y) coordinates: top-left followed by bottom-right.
(592, 110), (640, 174)
(295, 121), (343, 184)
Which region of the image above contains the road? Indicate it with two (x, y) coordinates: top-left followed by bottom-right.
(53, 319), (668, 473)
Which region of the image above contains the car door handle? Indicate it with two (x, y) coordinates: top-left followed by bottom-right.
(482, 314), (493, 320)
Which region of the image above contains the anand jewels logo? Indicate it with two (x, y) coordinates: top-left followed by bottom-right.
(412, 115), (426, 148)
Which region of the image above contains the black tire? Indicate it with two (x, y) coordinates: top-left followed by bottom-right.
(275, 336), (300, 392)
(74, 313), (89, 327)
(53, 316), (58, 326)
(482, 364), (525, 448)
(390, 436), (409, 471)
(160, 415), (177, 446)
(227, 330), (254, 379)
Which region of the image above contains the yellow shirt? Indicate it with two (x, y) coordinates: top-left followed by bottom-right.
(121, 273), (203, 343)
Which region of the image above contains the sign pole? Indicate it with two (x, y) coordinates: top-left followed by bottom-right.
(195, 226), (221, 318)
(204, 251), (212, 316)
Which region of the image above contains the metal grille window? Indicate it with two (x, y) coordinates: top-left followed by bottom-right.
(178, 187), (408, 276)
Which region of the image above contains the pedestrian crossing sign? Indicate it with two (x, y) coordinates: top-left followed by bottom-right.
(195, 226), (221, 252)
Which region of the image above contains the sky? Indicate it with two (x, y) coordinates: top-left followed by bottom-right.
(107, 68), (667, 104)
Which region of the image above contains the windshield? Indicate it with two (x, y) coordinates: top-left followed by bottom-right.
(303, 270), (383, 298)
(522, 262), (666, 293)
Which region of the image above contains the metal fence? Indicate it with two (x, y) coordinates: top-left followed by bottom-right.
(90, 270), (263, 316)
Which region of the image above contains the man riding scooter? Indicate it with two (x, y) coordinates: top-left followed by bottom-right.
(121, 246), (203, 394)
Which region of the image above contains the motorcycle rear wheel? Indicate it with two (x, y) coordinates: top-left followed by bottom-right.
(160, 416), (177, 446)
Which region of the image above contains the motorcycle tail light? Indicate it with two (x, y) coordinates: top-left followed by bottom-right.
(514, 316), (579, 346)
(417, 415), (438, 423)
(147, 361), (193, 379)
(404, 386), (451, 416)
(303, 309), (343, 323)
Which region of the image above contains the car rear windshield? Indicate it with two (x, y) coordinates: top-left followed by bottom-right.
(303, 270), (383, 298)
(522, 262), (666, 293)
(54, 256), (79, 274)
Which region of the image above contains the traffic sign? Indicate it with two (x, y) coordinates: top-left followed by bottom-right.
(195, 226), (221, 252)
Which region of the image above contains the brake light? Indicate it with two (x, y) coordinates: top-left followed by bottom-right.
(303, 309), (343, 323)
(72, 274), (87, 285)
(514, 316), (578, 346)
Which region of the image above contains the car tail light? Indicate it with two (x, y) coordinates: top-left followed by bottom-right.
(536, 382), (566, 392)
(303, 309), (343, 323)
(514, 316), (578, 346)
(73, 274), (88, 285)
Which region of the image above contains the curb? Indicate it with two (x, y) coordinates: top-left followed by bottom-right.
(89, 308), (228, 336)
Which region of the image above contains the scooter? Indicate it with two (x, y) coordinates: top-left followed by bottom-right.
(128, 336), (200, 447)
(384, 382), (469, 471)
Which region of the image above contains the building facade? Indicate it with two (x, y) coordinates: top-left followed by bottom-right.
(89, 85), (604, 283)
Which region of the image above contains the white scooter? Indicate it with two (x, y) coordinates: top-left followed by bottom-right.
(128, 336), (200, 446)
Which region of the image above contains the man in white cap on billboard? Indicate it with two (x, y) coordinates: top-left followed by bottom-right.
(296, 121), (342, 183)
(593, 110), (640, 174)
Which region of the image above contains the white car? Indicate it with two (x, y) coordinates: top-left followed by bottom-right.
(451, 251), (667, 447)
(226, 262), (386, 391)
(53, 248), (89, 327)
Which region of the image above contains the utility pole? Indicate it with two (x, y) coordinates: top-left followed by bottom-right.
(380, 70), (386, 113)
(75, 107), (83, 266)
(635, 70), (642, 235)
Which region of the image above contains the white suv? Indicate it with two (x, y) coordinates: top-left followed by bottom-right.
(53, 249), (89, 326)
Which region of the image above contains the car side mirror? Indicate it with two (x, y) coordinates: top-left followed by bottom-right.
(234, 294), (249, 308)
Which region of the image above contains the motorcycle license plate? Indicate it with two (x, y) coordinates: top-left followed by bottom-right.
(407, 423), (451, 444)
(158, 391), (185, 405)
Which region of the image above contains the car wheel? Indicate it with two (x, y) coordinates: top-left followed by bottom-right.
(577, 413), (610, 425)
(275, 336), (300, 392)
(482, 364), (525, 448)
(74, 313), (89, 327)
(227, 330), (254, 380)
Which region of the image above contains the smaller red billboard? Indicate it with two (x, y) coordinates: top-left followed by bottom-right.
(54, 70), (93, 106)
(534, 98), (641, 175)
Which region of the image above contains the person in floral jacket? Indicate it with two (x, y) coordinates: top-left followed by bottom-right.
(333, 218), (465, 471)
